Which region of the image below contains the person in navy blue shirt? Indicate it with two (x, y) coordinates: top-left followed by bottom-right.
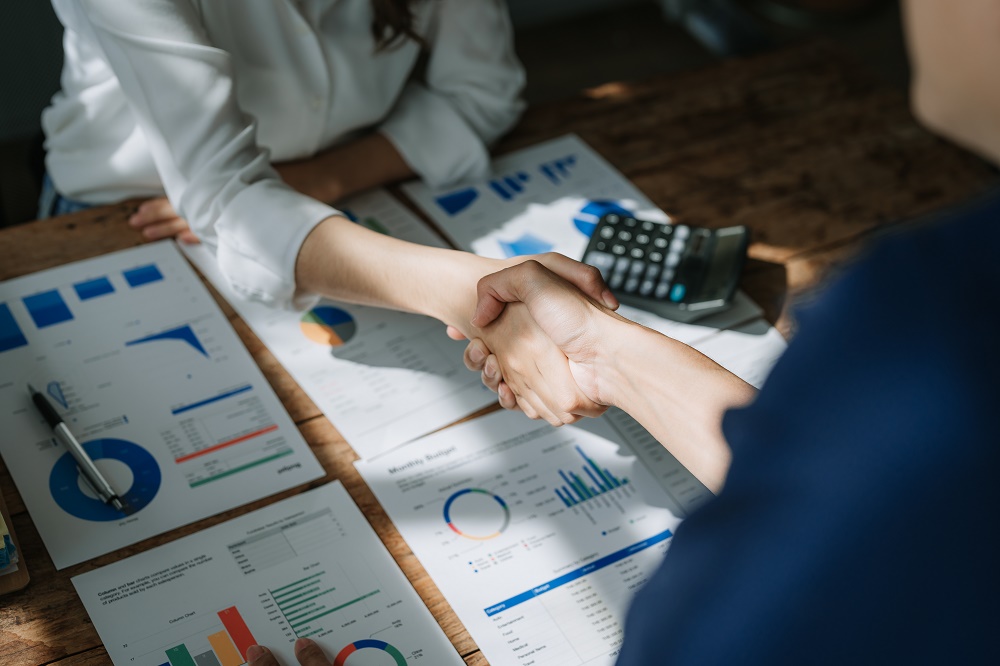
(246, 1), (999, 665)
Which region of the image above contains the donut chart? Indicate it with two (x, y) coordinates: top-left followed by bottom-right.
(300, 306), (357, 347)
(49, 438), (161, 521)
(333, 639), (406, 666)
(443, 488), (511, 540)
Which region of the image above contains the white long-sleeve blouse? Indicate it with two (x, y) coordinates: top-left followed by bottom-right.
(43, 0), (525, 307)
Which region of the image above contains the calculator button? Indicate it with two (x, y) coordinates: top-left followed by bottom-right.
(605, 214), (620, 225)
(660, 267), (675, 283)
(648, 251), (663, 264)
(609, 271), (626, 289)
(617, 230), (633, 242)
(655, 281), (671, 299)
(639, 279), (655, 296)
(629, 261), (645, 276)
(674, 225), (691, 240)
(644, 264), (661, 281)
(670, 238), (686, 253)
(653, 237), (669, 249)
(612, 244), (627, 256)
(599, 225), (615, 239)
(635, 233), (650, 245)
(596, 240), (608, 251)
(670, 284), (687, 302)
(583, 251), (616, 277)
(614, 256), (631, 273)
(666, 251), (681, 267)
(640, 221), (655, 233)
(623, 217), (637, 228)
(624, 276), (640, 293)
(630, 247), (645, 260)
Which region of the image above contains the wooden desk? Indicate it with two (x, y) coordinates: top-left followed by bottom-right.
(0, 41), (995, 666)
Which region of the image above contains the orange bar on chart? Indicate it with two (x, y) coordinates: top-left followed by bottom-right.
(207, 630), (243, 666)
(217, 606), (257, 661)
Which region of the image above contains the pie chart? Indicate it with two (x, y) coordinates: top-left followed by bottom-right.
(300, 306), (357, 346)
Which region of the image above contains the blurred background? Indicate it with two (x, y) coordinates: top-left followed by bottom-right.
(0, 0), (906, 228)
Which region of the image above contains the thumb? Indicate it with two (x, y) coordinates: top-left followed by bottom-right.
(471, 261), (547, 328)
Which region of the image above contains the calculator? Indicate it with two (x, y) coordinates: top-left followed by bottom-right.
(582, 213), (750, 322)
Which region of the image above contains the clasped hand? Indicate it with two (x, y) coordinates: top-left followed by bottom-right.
(450, 254), (624, 423)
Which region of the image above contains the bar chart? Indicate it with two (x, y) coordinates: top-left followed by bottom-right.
(161, 605), (256, 666)
(554, 446), (630, 508)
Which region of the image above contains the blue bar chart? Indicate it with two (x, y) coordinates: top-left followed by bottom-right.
(0, 303), (28, 353)
(74, 276), (116, 300)
(123, 263), (165, 287)
(23, 289), (74, 328)
(555, 446), (629, 507)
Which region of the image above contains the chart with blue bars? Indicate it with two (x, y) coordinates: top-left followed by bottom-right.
(555, 445), (630, 508)
(432, 153), (581, 218)
(0, 263), (165, 354)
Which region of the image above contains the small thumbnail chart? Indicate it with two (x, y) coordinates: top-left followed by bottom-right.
(127, 324), (210, 358)
(72, 484), (465, 666)
(300, 306), (357, 347)
(443, 489), (511, 540)
(160, 606), (257, 666)
(555, 445), (629, 508)
(539, 154), (579, 185)
(334, 639), (406, 666)
(49, 437), (161, 521)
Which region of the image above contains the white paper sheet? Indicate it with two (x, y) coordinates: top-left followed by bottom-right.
(0, 242), (323, 569)
(73, 482), (464, 666)
(356, 409), (712, 666)
(183, 189), (495, 460)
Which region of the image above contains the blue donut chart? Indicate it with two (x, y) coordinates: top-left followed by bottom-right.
(49, 438), (161, 521)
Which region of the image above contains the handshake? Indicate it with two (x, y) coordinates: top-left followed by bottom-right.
(447, 253), (756, 495)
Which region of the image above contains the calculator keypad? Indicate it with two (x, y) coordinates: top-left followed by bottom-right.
(584, 216), (691, 303)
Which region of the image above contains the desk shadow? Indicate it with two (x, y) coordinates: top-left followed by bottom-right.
(739, 258), (788, 330)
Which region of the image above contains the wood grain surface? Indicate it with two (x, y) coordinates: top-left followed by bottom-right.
(1, 41), (995, 666)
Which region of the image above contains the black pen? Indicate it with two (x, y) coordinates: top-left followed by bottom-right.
(27, 383), (126, 513)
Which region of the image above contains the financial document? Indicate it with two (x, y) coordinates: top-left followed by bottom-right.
(0, 243), (322, 569)
(183, 189), (495, 460)
(73, 482), (464, 666)
(356, 409), (712, 666)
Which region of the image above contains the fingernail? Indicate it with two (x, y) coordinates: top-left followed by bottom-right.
(246, 645), (268, 661)
(469, 347), (485, 365)
(602, 290), (617, 309)
(295, 637), (315, 653)
(128, 215), (139, 226)
(484, 363), (496, 379)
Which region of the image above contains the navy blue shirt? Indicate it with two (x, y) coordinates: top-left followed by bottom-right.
(617, 192), (1000, 664)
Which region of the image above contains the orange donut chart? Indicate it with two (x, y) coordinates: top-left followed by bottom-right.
(300, 306), (357, 347)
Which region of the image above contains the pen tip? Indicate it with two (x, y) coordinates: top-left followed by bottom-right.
(26, 382), (37, 395)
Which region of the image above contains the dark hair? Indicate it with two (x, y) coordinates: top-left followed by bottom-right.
(371, 0), (424, 51)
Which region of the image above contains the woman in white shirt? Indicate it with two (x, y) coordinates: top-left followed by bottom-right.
(42, 0), (611, 423)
